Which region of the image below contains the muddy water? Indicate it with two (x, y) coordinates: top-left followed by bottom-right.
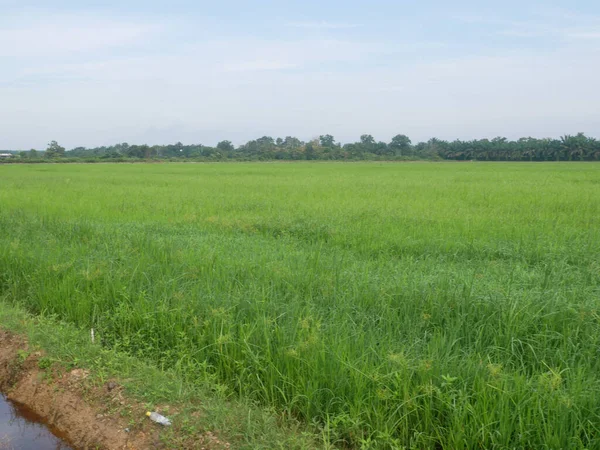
(0, 394), (73, 449)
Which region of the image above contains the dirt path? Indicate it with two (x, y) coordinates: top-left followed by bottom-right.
(0, 330), (158, 450)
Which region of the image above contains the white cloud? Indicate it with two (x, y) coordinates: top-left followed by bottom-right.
(0, 13), (162, 57)
(222, 60), (298, 72)
(454, 8), (600, 42)
(2, 37), (389, 85)
(1, 7), (599, 148)
(565, 31), (600, 40)
(286, 21), (361, 29)
(499, 24), (600, 41)
(3, 43), (599, 148)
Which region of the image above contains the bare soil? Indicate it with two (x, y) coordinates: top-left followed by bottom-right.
(0, 330), (158, 450)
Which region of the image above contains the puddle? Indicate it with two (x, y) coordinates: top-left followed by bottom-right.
(0, 394), (73, 450)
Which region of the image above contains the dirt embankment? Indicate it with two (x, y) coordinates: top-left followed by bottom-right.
(0, 330), (157, 450)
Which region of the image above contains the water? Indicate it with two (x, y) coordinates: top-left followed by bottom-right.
(0, 394), (73, 450)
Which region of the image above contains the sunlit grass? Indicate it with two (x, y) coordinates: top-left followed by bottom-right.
(1, 162), (600, 448)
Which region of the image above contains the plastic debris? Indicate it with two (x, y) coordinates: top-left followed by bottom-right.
(146, 411), (171, 426)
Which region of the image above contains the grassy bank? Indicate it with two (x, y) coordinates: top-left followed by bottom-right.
(0, 301), (318, 449)
(1, 162), (600, 448)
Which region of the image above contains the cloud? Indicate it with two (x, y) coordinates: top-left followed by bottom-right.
(455, 8), (600, 43)
(222, 60), (299, 72)
(454, 10), (600, 41)
(4, 42), (599, 148)
(2, 37), (390, 86)
(286, 21), (361, 29)
(565, 31), (600, 40)
(498, 24), (600, 41)
(1, 5), (599, 148)
(0, 12), (163, 57)
(452, 14), (500, 25)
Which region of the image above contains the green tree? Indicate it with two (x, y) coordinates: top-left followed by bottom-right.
(305, 142), (316, 160)
(561, 133), (588, 161)
(319, 134), (336, 148)
(217, 140), (235, 153)
(282, 136), (303, 150)
(45, 141), (65, 158)
(360, 134), (375, 146)
(389, 134), (412, 156)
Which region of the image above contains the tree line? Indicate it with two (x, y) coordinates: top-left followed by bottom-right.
(5, 133), (600, 162)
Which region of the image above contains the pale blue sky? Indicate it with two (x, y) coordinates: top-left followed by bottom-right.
(1, 0), (599, 149)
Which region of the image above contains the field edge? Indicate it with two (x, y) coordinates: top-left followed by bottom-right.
(0, 299), (322, 450)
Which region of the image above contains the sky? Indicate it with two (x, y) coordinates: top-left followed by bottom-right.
(1, 0), (600, 149)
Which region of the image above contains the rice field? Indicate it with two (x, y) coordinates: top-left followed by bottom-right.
(1, 162), (600, 449)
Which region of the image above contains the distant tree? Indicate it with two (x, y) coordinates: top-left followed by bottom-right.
(256, 136), (275, 147)
(126, 145), (149, 159)
(69, 147), (88, 157)
(319, 134), (336, 148)
(305, 142), (316, 160)
(389, 134), (412, 156)
(423, 138), (446, 159)
(45, 141), (65, 158)
(161, 142), (184, 158)
(217, 140), (235, 152)
(360, 134), (375, 146)
(282, 136), (303, 150)
(561, 133), (588, 161)
(11, 131), (600, 163)
(374, 141), (389, 156)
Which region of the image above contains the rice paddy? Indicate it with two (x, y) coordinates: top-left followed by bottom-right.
(1, 162), (599, 449)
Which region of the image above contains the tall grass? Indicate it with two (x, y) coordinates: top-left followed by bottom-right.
(1, 162), (600, 448)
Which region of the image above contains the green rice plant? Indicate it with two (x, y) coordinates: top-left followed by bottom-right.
(1, 162), (600, 448)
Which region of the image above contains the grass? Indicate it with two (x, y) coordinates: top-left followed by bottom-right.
(0, 300), (318, 449)
(1, 162), (600, 448)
